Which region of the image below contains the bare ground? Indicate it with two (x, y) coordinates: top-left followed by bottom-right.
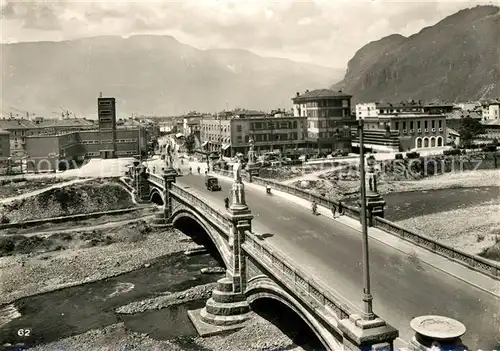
(396, 200), (500, 259)
(28, 317), (304, 351)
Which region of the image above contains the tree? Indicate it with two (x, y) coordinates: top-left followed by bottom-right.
(457, 117), (486, 147)
(185, 134), (196, 154)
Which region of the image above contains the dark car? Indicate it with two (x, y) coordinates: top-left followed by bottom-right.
(205, 176), (222, 191)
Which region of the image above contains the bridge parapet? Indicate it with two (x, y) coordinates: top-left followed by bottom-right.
(170, 183), (232, 232)
(212, 169), (500, 280)
(243, 229), (353, 320)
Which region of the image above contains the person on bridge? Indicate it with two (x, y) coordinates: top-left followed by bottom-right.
(152, 166), (156, 174)
(338, 200), (344, 215)
(224, 197), (230, 210)
(266, 185), (271, 195)
(197, 166), (201, 174)
(311, 200), (317, 215)
(189, 166), (192, 174)
(331, 203), (337, 218)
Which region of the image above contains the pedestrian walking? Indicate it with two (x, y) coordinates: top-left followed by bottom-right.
(331, 204), (337, 218)
(338, 200), (344, 215)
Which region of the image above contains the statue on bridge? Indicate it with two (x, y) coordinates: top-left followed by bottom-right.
(248, 138), (256, 164)
(233, 155), (243, 183)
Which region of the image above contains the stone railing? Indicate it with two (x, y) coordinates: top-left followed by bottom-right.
(148, 173), (166, 189)
(373, 217), (500, 279)
(213, 169), (361, 221)
(170, 183), (231, 232)
(243, 230), (356, 322)
(213, 169), (500, 280)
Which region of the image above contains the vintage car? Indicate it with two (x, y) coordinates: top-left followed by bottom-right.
(205, 176), (222, 191)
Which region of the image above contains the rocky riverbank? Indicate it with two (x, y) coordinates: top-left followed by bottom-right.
(28, 316), (304, 351)
(0, 222), (198, 305)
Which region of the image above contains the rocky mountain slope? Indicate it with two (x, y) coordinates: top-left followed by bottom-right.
(334, 5), (500, 103)
(1, 35), (343, 117)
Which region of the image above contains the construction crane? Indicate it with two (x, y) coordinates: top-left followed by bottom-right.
(9, 106), (35, 120)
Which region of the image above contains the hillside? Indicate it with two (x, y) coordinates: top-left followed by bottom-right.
(1, 35), (343, 117)
(334, 5), (500, 103)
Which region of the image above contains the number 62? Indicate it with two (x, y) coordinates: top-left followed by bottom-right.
(17, 329), (31, 336)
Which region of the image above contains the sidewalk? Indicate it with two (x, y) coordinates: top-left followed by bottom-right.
(215, 172), (500, 298)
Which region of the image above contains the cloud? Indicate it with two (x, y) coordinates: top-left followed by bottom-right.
(0, 0), (492, 67)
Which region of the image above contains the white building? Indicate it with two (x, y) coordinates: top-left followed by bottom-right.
(480, 101), (500, 121)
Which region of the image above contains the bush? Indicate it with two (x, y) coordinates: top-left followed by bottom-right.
(395, 153), (404, 160)
(406, 152), (420, 159)
(0, 215), (10, 224)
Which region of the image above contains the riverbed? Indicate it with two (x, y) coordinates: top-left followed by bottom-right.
(384, 186), (500, 221)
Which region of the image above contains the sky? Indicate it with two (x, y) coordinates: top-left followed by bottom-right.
(0, 0), (494, 68)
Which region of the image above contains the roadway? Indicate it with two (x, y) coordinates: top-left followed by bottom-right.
(177, 174), (499, 350)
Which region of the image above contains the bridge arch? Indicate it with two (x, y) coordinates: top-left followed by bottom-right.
(170, 206), (231, 268)
(149, 188), (164, 205)
(246, 276), (342, 351)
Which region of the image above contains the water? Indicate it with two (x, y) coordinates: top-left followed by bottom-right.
(383, 186), (499, 221)
(0, 252), (224, 349)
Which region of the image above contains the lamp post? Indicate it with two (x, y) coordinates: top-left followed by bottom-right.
(358, 118), (375, 320)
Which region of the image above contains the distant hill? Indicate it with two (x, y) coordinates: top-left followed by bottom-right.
(333, 5), (500, 103)
(1, 35), (344, 118)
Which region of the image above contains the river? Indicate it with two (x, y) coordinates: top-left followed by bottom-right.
(0, 252), (223, 350)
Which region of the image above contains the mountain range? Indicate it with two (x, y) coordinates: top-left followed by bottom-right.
(0, 35), (343, 118)
(333, 5), (500, 103)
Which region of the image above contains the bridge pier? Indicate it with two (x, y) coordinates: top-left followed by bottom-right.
(134, 162), (151, 204)
(152, 167), (178, 228)
(188, 170), (254, 337)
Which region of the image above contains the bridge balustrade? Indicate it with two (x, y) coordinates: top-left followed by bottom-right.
(212, 169), (500, 280)
(243, 229), (355, 322)
(170, 183), (232, 231)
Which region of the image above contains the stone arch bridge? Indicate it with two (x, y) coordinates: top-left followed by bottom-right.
(135, 169), (400, 351)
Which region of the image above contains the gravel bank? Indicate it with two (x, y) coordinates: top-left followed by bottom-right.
(396, 200), (500, 257)
(27, 317), (305, 351)
(0, 226), (199, 305)
(116, 282), (217, 314)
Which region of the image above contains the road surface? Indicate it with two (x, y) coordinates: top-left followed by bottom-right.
(177, 174), (499, 350)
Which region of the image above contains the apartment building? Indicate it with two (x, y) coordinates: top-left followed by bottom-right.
(480, 100), (500, 121)
(356, 101), (454, 120)
(292, 89), (354, 153)
(200, 109), (306, 156)
(0, 129), (10, 162)
(0, 119), (38, 156)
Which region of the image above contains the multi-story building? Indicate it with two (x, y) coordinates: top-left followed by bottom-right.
(356, 101), (454, 120)
(0, 119), (38, 156)
(0, 117), (96, 156)
(480, 100), (500, 121)
(0, 128), (10, 162)
(292, 89), (354, 153)
(200, 109), (306, 156)
(24, 96), (148, 172)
